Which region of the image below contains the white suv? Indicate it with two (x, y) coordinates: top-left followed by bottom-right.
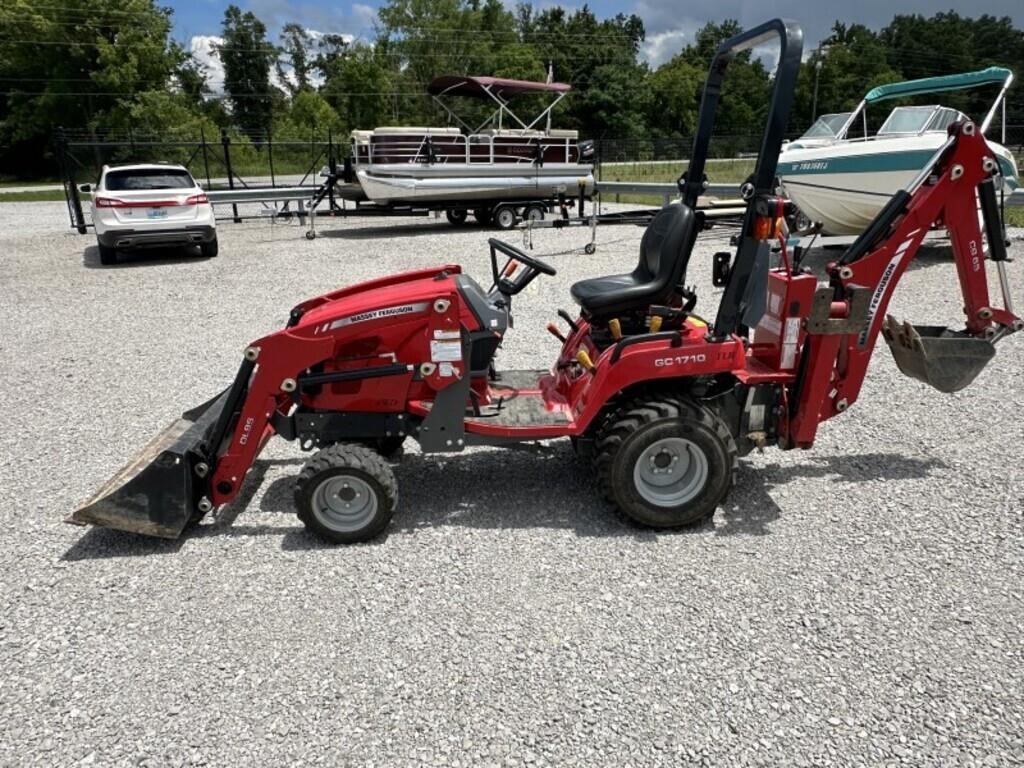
(85, 163), (217, 265)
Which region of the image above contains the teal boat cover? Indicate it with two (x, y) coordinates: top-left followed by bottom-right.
(865, 67), (1013, 104)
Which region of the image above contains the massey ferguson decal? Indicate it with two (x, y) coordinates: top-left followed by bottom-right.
(858, 230), (919, 347)
(322, 302), (429, 333)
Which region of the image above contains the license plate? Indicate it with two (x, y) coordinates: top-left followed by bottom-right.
(147, 208), (169, 219)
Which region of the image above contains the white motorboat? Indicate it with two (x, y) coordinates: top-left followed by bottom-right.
(349, 75), (595, 212)
(778, 67), (1019, 234)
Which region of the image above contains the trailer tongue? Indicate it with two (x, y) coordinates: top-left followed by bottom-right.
(68, 19), (1021, 545)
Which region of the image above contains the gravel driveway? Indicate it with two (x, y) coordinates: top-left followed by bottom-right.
(0, 202), (1021, 766)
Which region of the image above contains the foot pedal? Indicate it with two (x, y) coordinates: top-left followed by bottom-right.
(881, 315), (995, 393)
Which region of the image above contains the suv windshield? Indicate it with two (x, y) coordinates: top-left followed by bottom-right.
(104, 168), (194, 191)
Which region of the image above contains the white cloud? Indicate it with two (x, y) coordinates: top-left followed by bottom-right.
(641, 28), (689, 67)
(190, 35), (225, 94)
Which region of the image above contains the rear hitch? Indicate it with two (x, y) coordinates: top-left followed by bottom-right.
(881, 315), (996, 393)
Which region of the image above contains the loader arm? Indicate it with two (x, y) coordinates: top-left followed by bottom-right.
(787, 122), (1022, 447)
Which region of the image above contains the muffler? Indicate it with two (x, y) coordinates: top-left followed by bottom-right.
(881, 315), (995, 393)
(68, 391), (229, 539)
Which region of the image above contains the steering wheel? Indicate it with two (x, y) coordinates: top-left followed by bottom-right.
(488, 238), (557, 296)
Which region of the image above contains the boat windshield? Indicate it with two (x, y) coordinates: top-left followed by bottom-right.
(800, 113), (852, 139)
(877, 105), (961, 135)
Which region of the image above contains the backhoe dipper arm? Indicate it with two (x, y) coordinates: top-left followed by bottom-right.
(787, 122), (1022, 447)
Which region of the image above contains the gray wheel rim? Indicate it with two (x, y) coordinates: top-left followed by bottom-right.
(527, 207), (544, 221)
(633, 437), (708, 507)
(311, 475), (378, 533)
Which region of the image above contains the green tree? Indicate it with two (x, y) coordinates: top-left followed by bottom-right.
(218, 5), (278, 137)
(657, 20), (772, 153)
(791, 23), (903, 133)
(278, 23), (313, 95)
(319, 43), (394, 132)
(880, 13), (1024, 123)
(648, 56), (704, 138)
(0, 0), (187, 176)
(520, 6), (648, 138)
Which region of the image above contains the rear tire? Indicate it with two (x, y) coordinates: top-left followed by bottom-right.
(98, 243), (118, 265)
(492, 204), (517, 230)
(595, 396), (736, 528)
(294, 443), (398, 544)
(201, 238), (219, 258)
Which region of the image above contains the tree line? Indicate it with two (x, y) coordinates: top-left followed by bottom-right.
(1, 0), (1022, 178)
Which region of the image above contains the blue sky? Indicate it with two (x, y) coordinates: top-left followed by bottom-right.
(167, 0), (1024, 70)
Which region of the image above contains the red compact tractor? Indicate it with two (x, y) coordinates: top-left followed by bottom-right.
(71, 20), (1021, 544)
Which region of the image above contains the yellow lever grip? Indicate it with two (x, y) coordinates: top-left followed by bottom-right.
(575, 349), (596, 372)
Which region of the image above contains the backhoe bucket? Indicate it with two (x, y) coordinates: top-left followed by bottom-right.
(881, 315), (995, 393)
(68, 391), (228, 539)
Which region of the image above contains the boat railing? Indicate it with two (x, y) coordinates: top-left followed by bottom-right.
(363, 132), (576, 165)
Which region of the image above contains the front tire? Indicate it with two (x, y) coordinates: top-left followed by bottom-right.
(595, 397), (736, 528)
(294, 443), (398, 544)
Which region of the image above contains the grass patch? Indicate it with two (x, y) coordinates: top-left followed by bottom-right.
(1003, 206), (1024, 228)
(599, 158), (755, 185)
(0, 179), (60, 188)
(0, 189), (67, 202)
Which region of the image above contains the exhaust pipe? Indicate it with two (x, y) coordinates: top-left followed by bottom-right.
(67, 390), (230, 538)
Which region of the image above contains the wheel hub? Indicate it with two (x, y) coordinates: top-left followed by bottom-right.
(634, 437), (708, 507)
(312, 475), (378, 532)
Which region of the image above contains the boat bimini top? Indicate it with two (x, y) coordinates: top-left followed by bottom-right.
(426, 75), (573, 135)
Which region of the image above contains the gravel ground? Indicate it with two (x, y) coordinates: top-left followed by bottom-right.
(0, 202), (1021, 767)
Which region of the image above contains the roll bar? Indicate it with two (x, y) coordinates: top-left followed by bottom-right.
(678, 19), (804, 339)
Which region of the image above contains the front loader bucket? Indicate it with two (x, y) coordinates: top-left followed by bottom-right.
(68, 391), (229, 539)
(881, 315), (995, 393)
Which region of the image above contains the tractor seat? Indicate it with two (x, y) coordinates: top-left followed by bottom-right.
(570, 202), (698, 318)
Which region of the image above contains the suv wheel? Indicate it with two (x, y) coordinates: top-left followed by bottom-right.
(98, 243), (118, 266)
(201, 238), (219, 258)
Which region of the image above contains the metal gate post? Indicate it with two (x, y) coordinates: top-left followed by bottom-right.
(221, 128), (240, 223)
(56, 127), (87, 234)
(200, 127), (212, 190)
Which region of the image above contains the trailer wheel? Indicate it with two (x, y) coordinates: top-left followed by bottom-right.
(446, 208), (468, 226)
(584, 243), (596, 255)
(472, 207), (492, 224)
(524, 204), (546, 222)
(294, 443), (398, 544)
(98, 243), (118, 266)
(595, 397), (736, 528)
(492, 204), (517, 230)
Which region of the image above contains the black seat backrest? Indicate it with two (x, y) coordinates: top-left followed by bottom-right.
(633, 202), (697, 302)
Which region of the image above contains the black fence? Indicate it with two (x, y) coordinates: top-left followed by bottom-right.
(55, 127), (342, 232)
(55, 123), (1024, 231)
